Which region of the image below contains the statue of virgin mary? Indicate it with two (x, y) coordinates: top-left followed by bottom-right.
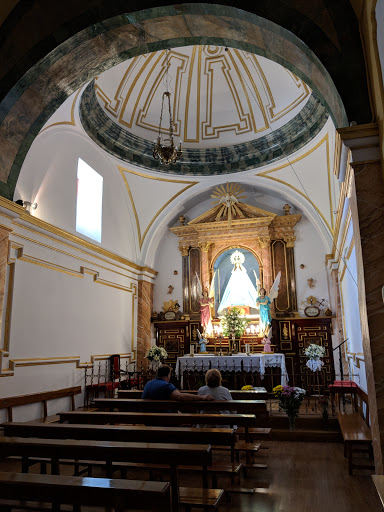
(218, 250), (258, 313)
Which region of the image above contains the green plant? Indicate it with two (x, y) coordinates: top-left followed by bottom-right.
(220, 307), (250, 338)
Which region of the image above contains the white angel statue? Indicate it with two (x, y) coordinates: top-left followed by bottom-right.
(255, 271), (281, 334)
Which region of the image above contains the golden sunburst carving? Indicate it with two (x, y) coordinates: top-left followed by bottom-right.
(211, 182), (247, 226)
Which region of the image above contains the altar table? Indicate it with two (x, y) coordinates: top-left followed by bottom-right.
(175, 353), (288, 387)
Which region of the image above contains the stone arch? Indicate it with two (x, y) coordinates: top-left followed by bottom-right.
(0, 3), (364, 198)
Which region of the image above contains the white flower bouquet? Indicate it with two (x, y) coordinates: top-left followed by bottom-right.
(304, 343), (325, 372)
(145, 346), (168, 362)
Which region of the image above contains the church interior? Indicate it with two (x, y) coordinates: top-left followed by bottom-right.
(0, 1), (384, 511)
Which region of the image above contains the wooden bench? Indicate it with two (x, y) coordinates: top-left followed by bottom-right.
(0, 386), (81, 422)
(91, 398), (269, 428)
(0, 471), (171, 512)
(93, 397), (268, 416)
(118, 388), (269, 400)
(3, 421), (239, 476)
(0, 436), (213, 512)
(58, 410), (258, 441)
(332, 385), (375, 474)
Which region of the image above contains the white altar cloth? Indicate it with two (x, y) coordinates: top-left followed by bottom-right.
(176, 353), (288, 386)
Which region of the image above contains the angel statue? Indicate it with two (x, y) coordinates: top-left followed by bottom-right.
(196, 329), (207, 353)
(196, 272), (215, 335)
(254, 271), (281, 335)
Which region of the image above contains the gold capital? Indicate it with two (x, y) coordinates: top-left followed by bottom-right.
(258, 236), (271, 248)
(179, 245), (189, 257)
(284, 236), (296, 248)
(198, 241), (211, 253)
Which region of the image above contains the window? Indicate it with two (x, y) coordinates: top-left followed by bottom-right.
(76, 158), (103, 243)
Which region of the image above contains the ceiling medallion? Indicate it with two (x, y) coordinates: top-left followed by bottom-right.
(153, 49), (182, 166)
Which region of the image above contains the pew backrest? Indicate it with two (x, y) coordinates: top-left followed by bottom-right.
(0, 386), (81, 422)
(0, 471), (171, 512)
(2, 421), (235, 447)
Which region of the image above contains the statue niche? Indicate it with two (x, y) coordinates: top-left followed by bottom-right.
(170, 183), (301, 326)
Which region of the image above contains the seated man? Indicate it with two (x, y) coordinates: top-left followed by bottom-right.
(142, 365), (213, 401)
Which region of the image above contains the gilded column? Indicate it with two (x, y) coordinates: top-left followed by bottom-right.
(136, 280), (154, 367)
(198, 241), (211, 291)
(179, 245), (190, 315)
(258, 236), (273, 292)
(284, 235), (298, 312)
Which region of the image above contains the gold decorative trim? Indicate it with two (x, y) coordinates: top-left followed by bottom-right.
(0, 196), (157, 275)
(257, 133), (333, 234)
(12, 230), (140, 280)
(118, 166), (198, 249)
(0, 352), (136, 377)
(39, 88), (81, 134)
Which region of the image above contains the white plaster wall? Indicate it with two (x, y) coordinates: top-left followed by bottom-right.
(14, 127), (137, 262)
(292, 215), (330, 313)
(0, 216), (140, 421)
(153, 228), (183, 314)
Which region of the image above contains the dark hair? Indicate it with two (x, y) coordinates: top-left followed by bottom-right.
(205, 369), (222, 388)
(260, 288), (266, 295)
(157, 365), (172, 378)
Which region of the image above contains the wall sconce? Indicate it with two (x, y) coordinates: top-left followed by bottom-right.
(15, 200), (38, 213)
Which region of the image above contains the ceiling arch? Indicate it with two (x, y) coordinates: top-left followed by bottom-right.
(0, 3), (364, 199)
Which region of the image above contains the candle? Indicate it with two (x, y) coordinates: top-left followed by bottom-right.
(190, 344), (194, 356)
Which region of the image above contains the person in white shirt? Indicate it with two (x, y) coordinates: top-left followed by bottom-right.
(197, 369), (234, 428)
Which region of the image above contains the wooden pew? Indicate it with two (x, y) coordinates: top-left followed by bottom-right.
(332, 385), (374, 475)
(2, 421), (238, 466)
(118, 389), (270, 400)
(0, 436), (212, 511)
(58, 410), (258, 441)
(0, 471), (171, 512)
(0, 386), (81, 422)
(91, 398), (269, 426)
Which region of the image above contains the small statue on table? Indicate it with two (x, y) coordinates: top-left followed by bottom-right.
(261, 335), (272, 353)
(197, 329), (208, 353)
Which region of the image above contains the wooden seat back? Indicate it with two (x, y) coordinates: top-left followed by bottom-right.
(0, 471), (171, 512)
(0, 386), (81, 422)
(3, 422), (235, 447)
(59, 410), (257, 428)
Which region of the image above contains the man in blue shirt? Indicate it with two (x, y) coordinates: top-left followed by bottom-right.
(142, 365), (213, 401)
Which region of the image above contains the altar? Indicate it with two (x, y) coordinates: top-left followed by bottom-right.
(175, 353), (288, 388)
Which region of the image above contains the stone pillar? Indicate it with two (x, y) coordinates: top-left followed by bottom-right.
(136, 280), (154, 367)
(339, 123), (384, 473)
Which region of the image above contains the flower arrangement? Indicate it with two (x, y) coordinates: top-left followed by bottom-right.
(304, 343), (326, 372)
(241, 385), (254, 391)
(273, 385), (306, 430)
(145, 346), (168, 362)
(304, 344), (326, 359)
(220, 307), (250, 338)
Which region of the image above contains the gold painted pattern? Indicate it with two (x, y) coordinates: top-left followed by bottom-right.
(118, 166), (197, 249)
(257, 133), (333, 234)
(39, 88), (82, 134)
(94, 45), (311, 144)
